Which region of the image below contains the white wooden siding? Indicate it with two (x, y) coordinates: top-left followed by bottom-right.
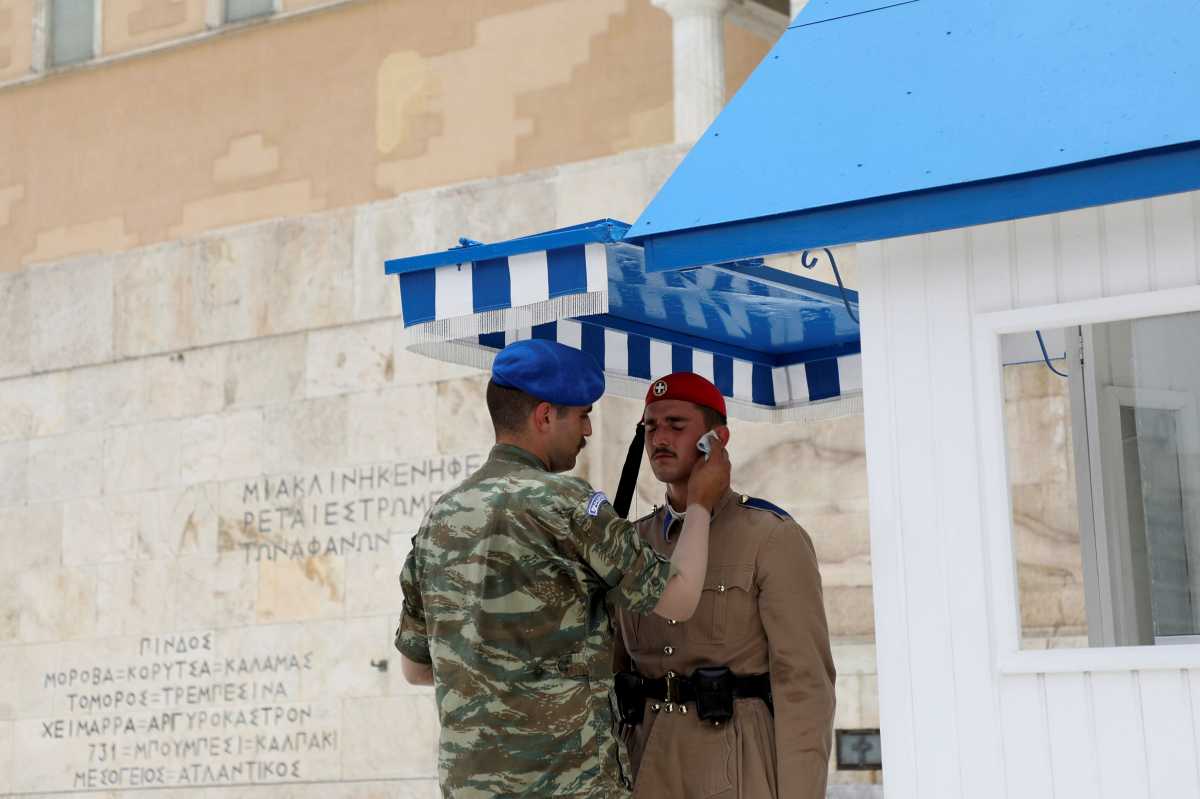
(859, 237), (921, 799)
(859, 190), (1200, 799)
(970, 192), (1200, 313)
(1042, 673), (1102, 798)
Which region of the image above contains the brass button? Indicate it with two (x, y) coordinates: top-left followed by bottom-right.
(651, 703), (661, 713)
(717, 585), (727, 593)
(665, 703), (674, 713)
(663, 645), (675, 656)
(679, 705), (688, 716)
(741, 494), (748, 503)
(712, 720), (722, 728)
(667, 618), (678, 626)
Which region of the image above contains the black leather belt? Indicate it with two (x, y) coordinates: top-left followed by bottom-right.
(642, 671), (771, 705)
(614, 668), (772, 726)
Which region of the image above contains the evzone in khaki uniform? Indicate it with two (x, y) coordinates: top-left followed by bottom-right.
(613, 373), (836, 799)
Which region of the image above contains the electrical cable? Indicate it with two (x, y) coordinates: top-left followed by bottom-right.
(1035, 330), (1069, 378)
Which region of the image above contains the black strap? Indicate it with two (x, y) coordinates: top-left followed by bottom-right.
(613, 423), (645, 519)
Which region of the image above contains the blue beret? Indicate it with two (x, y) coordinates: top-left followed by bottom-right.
(491, 340), (605, 406)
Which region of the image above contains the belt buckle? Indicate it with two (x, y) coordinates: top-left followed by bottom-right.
(664, 671), (680, 705)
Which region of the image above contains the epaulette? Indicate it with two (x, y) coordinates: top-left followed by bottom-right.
(738, 494), (792, 521)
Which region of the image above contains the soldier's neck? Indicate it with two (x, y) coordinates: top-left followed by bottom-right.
(666, 482), (689, 513)
(494, 435), (551, 470)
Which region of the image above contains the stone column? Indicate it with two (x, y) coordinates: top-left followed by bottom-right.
(652, 0), (733, 142)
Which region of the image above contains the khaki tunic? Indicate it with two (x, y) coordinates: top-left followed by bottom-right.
(614, 490), (835, 799)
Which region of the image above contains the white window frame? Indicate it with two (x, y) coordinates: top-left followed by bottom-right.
(972, 283), (1200, 674)
(34, 0), (104, 71)
(32, 0), (48, 72)
(6, 0), (356, 90)
(206, 0), (282, 29)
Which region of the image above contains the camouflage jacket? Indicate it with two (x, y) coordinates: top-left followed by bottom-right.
(396, 444), (674, 799)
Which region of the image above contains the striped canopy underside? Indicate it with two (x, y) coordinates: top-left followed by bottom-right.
(398, 242), (611, 345)
(397, 242), (862, 423)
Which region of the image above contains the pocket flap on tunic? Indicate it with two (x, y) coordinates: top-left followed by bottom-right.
(692, 565), (757, 643)
(702, 564), (755, 593)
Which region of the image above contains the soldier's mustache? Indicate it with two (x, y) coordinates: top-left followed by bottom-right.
(652, 447), (675, 458)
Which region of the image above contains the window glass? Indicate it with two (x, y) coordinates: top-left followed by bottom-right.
(1004, 311), (1200, 648)
(226, 0), (274, 23)
(1124, 405), (1195, 637)
(50, 0), (95, 66)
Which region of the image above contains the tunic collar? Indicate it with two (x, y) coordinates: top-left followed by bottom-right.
(662, 498), (686, 542)
(660, 489), (737, 541)
(489, 444), (548, 472)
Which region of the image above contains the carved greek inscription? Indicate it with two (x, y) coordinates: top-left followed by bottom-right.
(234, 453), (485, 562)
(22, 633), (338, 792)
(12, 453), (490, 793)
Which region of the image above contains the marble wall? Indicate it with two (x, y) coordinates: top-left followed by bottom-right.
(1003, 362), (1089, 645)
(0, 146), (883, 795)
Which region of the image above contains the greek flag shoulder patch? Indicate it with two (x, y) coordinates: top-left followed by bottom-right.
(586, 491), (609, 517)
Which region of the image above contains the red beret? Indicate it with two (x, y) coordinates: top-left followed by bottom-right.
(645, 372), (727, 418)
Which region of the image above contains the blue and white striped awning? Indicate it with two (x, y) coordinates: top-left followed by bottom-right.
(385, 220), (862, 423)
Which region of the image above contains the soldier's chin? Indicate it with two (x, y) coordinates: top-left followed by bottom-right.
(648, 461), (679, 483)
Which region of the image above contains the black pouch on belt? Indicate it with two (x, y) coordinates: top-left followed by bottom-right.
(692, 666), (736, 723)
(614, 671), (646, 726)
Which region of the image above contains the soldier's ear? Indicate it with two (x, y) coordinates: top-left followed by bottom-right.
(530, 401), (555, 433)
(715, 425), (730, 446)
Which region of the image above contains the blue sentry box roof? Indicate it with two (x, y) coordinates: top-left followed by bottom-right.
(630, 0), (1200, 268)
(383, 220), (863, 418)
(385, 220), (859, 363)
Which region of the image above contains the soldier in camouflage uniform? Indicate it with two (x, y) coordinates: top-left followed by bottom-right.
(395, 340), (730, 799)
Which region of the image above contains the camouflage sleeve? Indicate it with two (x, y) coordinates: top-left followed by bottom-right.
(395, 535), (432, 665)
(567, 488), (675, 614)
